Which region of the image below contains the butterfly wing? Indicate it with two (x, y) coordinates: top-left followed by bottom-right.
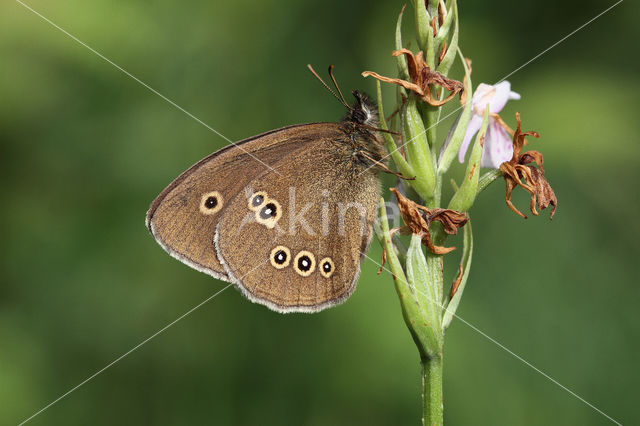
(214, 124), (381, 312)
(146, 124), (335, 280)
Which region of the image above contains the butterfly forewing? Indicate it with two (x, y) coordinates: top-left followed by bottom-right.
(146, 124), (334, 280)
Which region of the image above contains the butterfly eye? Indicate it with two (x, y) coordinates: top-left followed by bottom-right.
(270, 245), (291, 269)
(247, 191), (268, 211)
(199, 191), (223, 215)
(319, 257), (335, 278)
(293, 251), (316, 277)
(255, 199), (282, 228)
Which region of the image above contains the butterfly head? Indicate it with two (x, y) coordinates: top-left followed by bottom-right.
(344, 90), (379, 127)
(306, 65), (378, 128)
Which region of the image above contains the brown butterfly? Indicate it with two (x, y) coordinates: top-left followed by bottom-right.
(146, 66), (393, 313)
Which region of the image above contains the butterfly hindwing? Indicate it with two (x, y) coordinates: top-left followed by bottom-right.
(214, 124), (381, 312)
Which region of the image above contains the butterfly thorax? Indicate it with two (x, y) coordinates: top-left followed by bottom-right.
(340, 91), (389, 171)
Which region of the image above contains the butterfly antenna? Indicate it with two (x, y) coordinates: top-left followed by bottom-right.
(307, 64), (351, 110)
(327, 65), (351, 110)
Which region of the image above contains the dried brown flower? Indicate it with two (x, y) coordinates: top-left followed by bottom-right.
(499, 113), (557, 219)
(362, 49), (464, 107)
(391, 188), (468, 255)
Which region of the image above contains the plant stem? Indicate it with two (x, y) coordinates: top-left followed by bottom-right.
(422, 354), (444, 426)
(380, 203), (445, 425)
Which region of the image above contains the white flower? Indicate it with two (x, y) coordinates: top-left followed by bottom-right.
(458, 81), (520, 169)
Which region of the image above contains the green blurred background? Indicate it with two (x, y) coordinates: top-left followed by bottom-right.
(2, 0), (638, 424)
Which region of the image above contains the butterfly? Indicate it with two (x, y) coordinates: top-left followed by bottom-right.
(146, 66), (392, 313)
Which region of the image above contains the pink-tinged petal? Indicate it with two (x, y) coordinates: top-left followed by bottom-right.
(487, 81), (514, 114)
(481, 120), (513, 169)
(470, 81), (519, 115)
(509, 90), (521, 101)
(457, 114), (483, 163)
(470, 83), (493, 109)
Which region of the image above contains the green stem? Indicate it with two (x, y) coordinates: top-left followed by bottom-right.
(422, 355), (444, 426)
(415, 245), (444, 426)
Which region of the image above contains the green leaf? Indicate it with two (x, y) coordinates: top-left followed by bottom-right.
(375, 80), (414, 178)
(477, 169), (503, 194)
(437, 48), (473, 175)
(423, 0), (438, 68)
(447, 105), (489, 212)
(435, 0), (455, 46)
(442, 219), (473, 329)
(411, 0), (431, 54)
(395, 5), (409, 80)
(436, 0), (458, 75)
(403, 97), (436, 199)
(406, 234), (443, 356)
(423, 105), (439, 150)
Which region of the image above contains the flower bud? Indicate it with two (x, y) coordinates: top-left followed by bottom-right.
(448, 106), (489, 212)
